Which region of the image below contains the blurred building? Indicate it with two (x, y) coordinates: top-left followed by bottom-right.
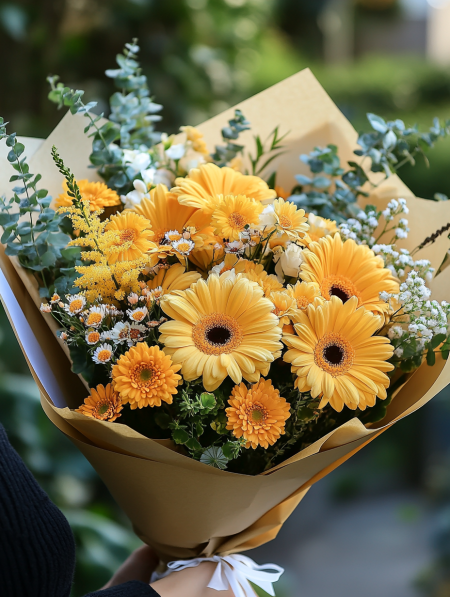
(315, 0), (450, 64)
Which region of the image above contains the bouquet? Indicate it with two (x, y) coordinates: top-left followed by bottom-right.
(1, 41), (449, 594)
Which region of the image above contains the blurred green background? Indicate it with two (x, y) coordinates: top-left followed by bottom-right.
(1, 0), (450, 595)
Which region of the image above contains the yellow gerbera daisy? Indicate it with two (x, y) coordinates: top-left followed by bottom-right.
(134, 184), (214, 248)
(147, 263), (201, 300)
(159, 273), (283, 391)
(226, 379), (291, 449)
(273, 198), (309, 240)
(105, 212), (155, 264)
(112, 342), (181, 409)
(170, 163), (277, 217)
(55, 179), (121, 211)
(286, 281), (322, 311)
(211, 194), (264, 241)
(300, 234), (399, 314)
(304, 213), (338, 244)
(76, 384), (123, 422)
(283, 296), (394, 412)
(269, 291), (297, 326)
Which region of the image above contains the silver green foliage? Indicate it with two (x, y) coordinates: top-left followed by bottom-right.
(290, 114), (450, 221)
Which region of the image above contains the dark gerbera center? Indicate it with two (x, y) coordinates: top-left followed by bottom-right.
(324, 344), (344, 365)
(329, 285), (350, 303)
(206, 326), (231, 346)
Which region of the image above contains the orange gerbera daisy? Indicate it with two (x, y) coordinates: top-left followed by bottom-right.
(134, 184), (214, 248)
(170, 163), (277, 217)
(105, 212), (155, 264)
(55, 180), (121, 211)
(273, 198), (309, 240)
(211, 194), (263, 240)
(76, 384), (123, 422)
(226, 379), (291, 449)
(112, 342), (181, 409)
(300, 234), (399, 314)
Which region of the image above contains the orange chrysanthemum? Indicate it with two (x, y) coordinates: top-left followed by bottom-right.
(76, 384), (123, 422)
(112, 342), (181, 409)
(226, 379), (291, 449)
(55, 179), (121, 211)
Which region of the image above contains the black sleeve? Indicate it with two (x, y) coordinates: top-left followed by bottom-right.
(0, 424), (159, 597)
(85, 580), (160, 596)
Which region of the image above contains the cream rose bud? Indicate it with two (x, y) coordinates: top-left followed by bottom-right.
(257, 204), (277, 230)
(274, 242), (304, 280)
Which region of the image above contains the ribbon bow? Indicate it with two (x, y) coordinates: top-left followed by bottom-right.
(151, 553), (284, 597)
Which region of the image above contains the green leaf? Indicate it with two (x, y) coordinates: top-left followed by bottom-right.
(426, 348), (436, 367)
(14, 143), (25, 158)
(367, 113), (388, 134)
(172, 428), (190, 445)
(430, 333), (446, 349)
(61, 246), (82, 261)
(40, 250), (57, 267)
(185, 437), (202, 451)
(154, 412), (171, 430)
(200, 392), (216, 411)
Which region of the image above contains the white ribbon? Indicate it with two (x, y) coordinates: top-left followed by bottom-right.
(151, 553), (284, 597)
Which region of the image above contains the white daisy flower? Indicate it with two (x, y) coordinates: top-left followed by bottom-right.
(92, 344), (113, 364)
(110, 321), (132, 344)
(147, 286), (164, 304)
(126, 306), (148, 323)
(84, 305), (106, 328)
(172, 238), (195, 255)
(165, 229), (182, 243)
(127, 324), (147, 346)
(64, 294), (86, 315)
(100, 330), (114, 342)
(85, 330), (101, 345)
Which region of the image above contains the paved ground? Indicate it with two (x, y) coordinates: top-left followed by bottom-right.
(251, 481), (432, 597)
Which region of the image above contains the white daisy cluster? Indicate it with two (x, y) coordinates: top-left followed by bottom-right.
(339, 209), (380, 245)
(384, 270), (450, 356)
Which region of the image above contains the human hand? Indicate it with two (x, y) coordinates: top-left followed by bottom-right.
(150, 561), (256, 597)
(101, 544), (159, 589)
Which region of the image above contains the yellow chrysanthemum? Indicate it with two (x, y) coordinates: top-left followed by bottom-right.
(55, 179), (121, 211)
(269, 291), (297, 326)
(146, 263), (201, 302)
(273, 198), (309, 240)
(286, 281), (322, 311)
(170, 163), (277, 217)
(76, 384), (123, 422)
(300, 234), (399, 314)
(226, 379), (291, 449)
(159, 273), (283, 391)
(304, 213), (338, 244)
(283, 296), (394, 412)
(239, 265), (283, 297)
(180, 125), (209, 155)
(134, 184), (214, 250)
(105, 212), (155, 264)
(211, 194), (264, 240)
(112, 342), (181, 409)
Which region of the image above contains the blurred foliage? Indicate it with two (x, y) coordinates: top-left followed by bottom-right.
(1, 0), (450, 595)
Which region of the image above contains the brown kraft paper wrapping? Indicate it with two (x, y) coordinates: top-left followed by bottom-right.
(0, 69), (449, 561)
